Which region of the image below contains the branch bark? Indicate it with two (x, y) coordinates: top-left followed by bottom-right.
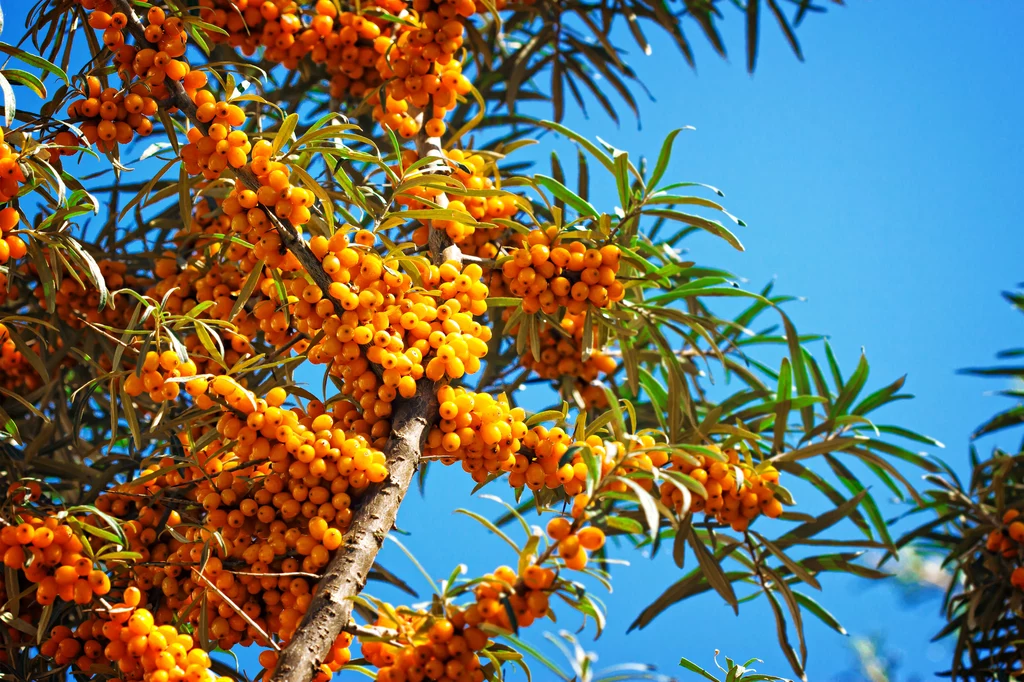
(268, 382), (437, 681)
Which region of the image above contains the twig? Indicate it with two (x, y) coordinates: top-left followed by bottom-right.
(193, 568), (281, 651)
(226, 570), (320, 578)
(341, 622), (399, 639)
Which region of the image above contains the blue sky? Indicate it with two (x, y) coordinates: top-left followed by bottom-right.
(7, 0), (1024, 679)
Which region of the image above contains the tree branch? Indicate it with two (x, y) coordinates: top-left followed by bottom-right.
(268, 125), (462, 679)
(268, 381), (438, 682)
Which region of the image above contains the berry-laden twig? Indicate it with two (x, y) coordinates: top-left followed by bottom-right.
(109, 0), (346, 319)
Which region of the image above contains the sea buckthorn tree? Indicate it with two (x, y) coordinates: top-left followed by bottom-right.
(0, 1), (938, 681)
(899, 285), (1024, 681)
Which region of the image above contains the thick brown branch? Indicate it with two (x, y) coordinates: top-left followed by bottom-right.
(267, 382), (438, 682)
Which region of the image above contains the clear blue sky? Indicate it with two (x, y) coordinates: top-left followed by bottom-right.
(7, 1), (1024, 679)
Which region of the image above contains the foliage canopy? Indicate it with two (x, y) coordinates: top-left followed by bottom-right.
(0, 1), (960, 682)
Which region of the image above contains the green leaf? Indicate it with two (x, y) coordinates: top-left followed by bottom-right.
(679, 657), (720, 682)
(643, 209), (743, 250)
(604, 516), (644, 534)
(0, 70), (14, 126)
(386, 535), (440, 595)
(538, 120), (615, 175)
(455, 509), (520, 553)
(648, 128), (690, 191)
(791, 590), (846, 636)
(752, 532), (821, 590)
(1, 69), (45, 98)
(501, 633), (571, 681)
(0, 43), (68, 84)
(830, 351), (869, 418)
(229, 259), (265, 323)
(273, 113), (299, 156)
(776, 490), (867, 546)
(535, 174), (599, 218)
(689, 532), (738, 613)
(746, 0), (761, 73)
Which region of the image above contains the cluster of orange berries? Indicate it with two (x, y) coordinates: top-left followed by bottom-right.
(661, 447), (784, 532)
(6, 480), (43, 503)
(467, 563), (556, 630)
(0, 130), (27, 264)
(302, 230), (489, 409)
(358, 559), (568, 682)
(402, 149), (519, 251)
(200, 0), (306, 65)
(509, 431), (600, 495)
(0, 323), (42, 392)
(181, 85), (251, 179)
(97, 491), (188, 602)
(73, 0), (257, 167)
(370, 0), (476, 138)
(199, 0), (389, 100)
(308, 0), (389, 99)
(203, 383), (389, 487)
(181, 197), (242, 254)
(77, 3), (245, 175)
(122, 349), (199, 402)
(546, 517), (606, 571)
(149, 241), (295, 365)
(68, 2), (189, 151)
(42, 259), (138, 329)
(502, 230), (624, 315)
(0, 486), (42, 651)
(0, 207), (24, 264)
(986, 509), (1024, 589)
(217, 184), (307, 273)
(110, 5), (190, 82)
(65, 59), (156, 152)
(361, 605), (492, 682)
(86, 389), (380, 656)
(516, 312), (615, 409)
(0, 271), (16, 306)
(425, 387), (527, 483)
(153, 251), (252, 321)
(0, 514), (111, 606)
(247, 141), (315, 228)
(520, 313), (614, 383)
(40, 587), (227, 682)
(987, 508), (1024, 561)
